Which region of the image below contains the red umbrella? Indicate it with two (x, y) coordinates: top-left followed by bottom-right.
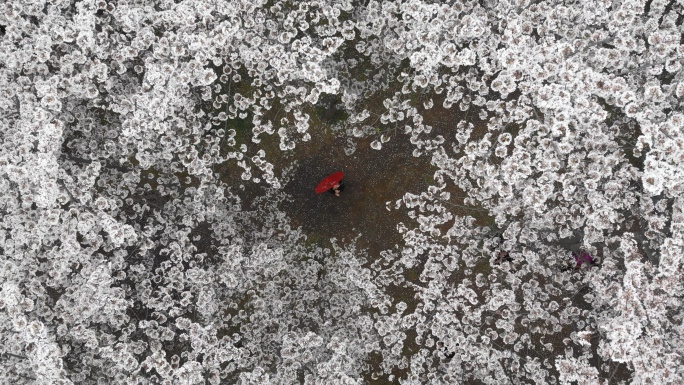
(315, 171), (344, 194)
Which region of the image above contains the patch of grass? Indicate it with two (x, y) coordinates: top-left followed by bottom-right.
(314, 94), (349, 125)
(472, 255), (492, 276)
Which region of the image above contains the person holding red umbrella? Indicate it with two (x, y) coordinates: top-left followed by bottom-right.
(315, 171), (345, 196)
(329, 180), (345, 196)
